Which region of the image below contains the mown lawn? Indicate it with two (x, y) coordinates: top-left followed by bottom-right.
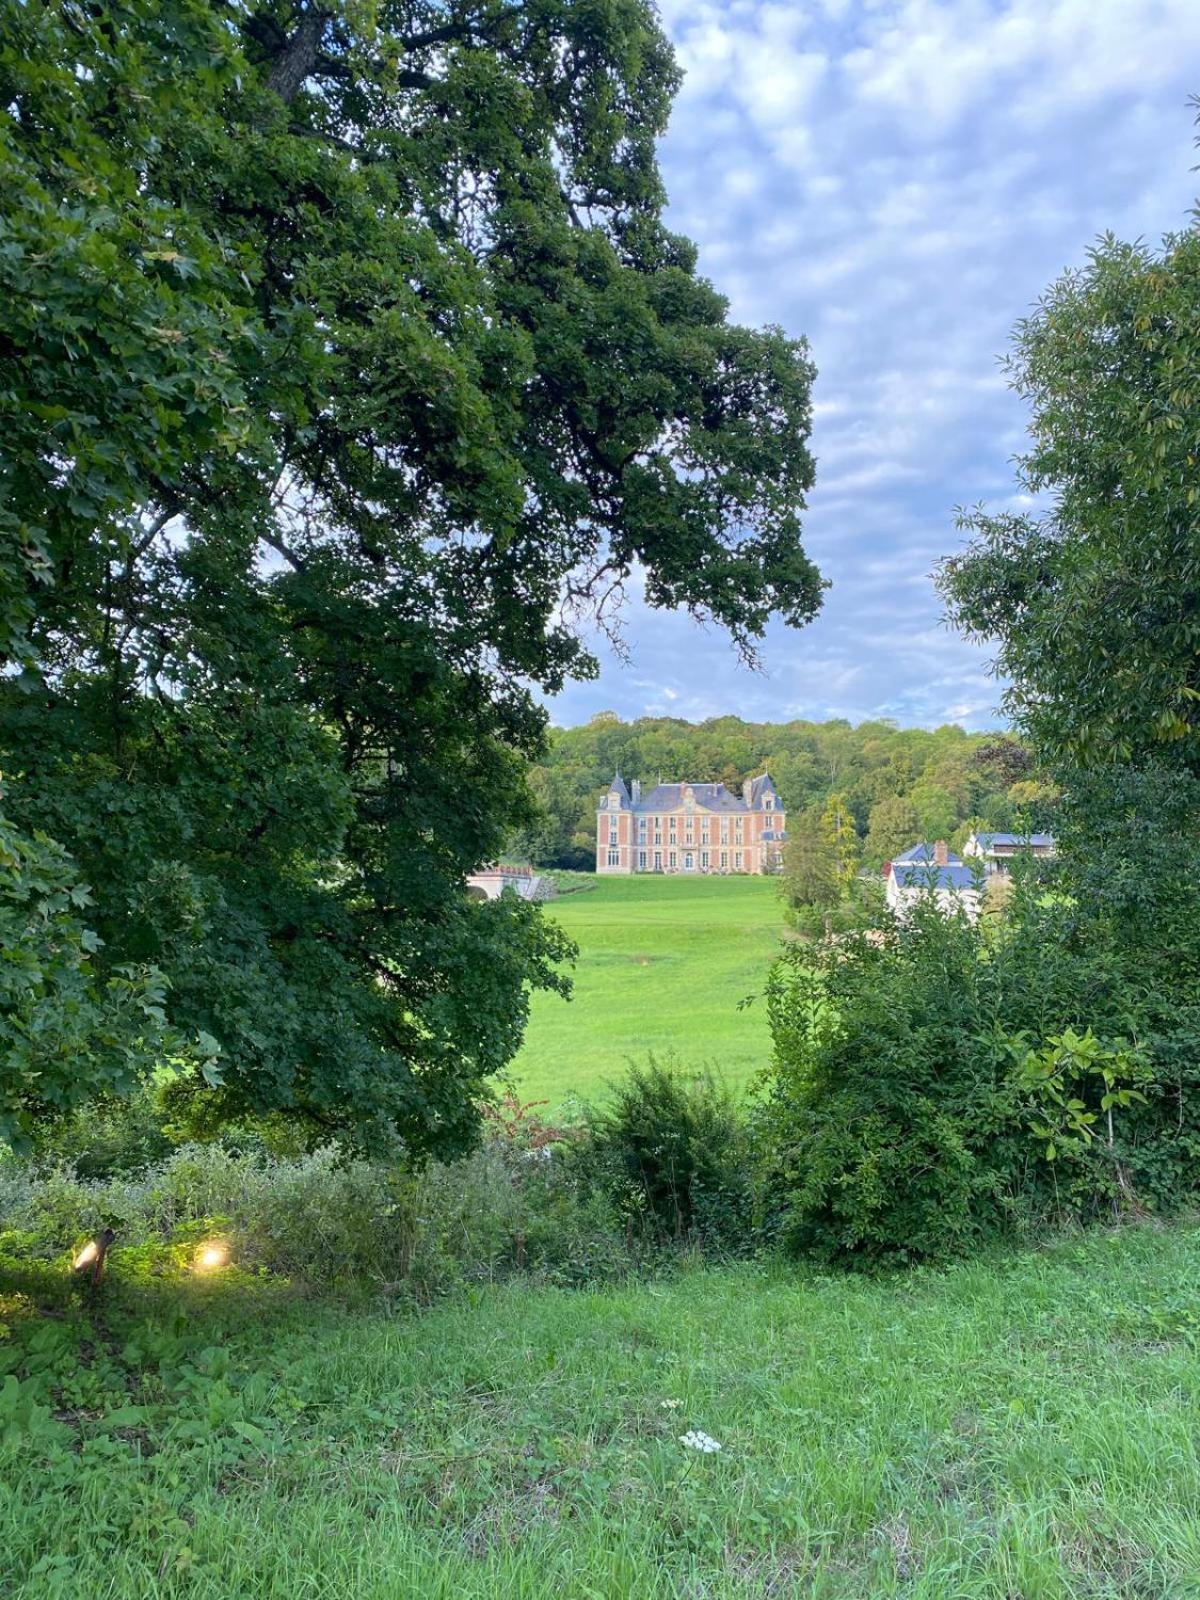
(511, 874), (786, 1106)
(4, 1224), (1200, 1597)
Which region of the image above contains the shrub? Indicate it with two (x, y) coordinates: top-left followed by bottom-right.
(30, 1085), (176, 1181)
(575, 1058), (755, 1252)
(759, 903), (1009, 1265)
(0, 1124), (629, 1298)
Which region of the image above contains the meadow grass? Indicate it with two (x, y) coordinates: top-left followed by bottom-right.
(4, 1222), (1200, 1597)
(512, 874), (786, 1106)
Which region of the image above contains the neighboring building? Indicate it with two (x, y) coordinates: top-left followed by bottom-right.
(466, 863), (556, 902)
(884, 840), (981, 920)
(595, 773), (786, 875)
(964, 831), (1056, 875)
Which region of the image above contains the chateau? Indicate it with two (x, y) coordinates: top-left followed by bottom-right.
(596, 774), (786, 875)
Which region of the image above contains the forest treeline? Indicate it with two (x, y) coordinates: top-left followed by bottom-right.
(516, 713), (1056, 869)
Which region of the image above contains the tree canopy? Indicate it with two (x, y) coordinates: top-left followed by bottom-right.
(940, 218), (1200, 772)
(0, 0), (821, 1153)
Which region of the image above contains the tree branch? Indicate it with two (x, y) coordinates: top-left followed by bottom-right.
(266, 7), (332, 103)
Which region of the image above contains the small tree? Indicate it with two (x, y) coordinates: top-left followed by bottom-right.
(779, 805), (838, 912)
(819, 794), (860, 891)
(865, 795), (920, 868)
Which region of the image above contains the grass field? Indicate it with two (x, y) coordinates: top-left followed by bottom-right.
(5, 1223), (1200, 1597)
(511, 874), (786, 1107)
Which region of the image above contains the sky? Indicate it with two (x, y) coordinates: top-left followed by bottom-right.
(547, 0), (1200, 733)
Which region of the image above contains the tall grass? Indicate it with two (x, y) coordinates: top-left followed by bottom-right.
(3, 1222), (1200, 1596)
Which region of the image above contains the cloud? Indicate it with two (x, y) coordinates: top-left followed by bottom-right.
(548, 0), (1200, 733)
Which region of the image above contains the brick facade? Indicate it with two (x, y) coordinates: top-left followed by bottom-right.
(596, 775), (786, 875)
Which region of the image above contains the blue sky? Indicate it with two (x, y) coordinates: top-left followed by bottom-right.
(548, 0), (1200, 732)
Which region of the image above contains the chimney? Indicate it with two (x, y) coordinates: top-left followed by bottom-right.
(743, 778), (753, 806)
(934, 840), (949, 866)
(632, 780), (641, 804)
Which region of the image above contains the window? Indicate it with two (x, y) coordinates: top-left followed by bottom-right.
(654, 851), (662, 870)
(684, 852), (694, 870)
(669, 851), (677, 869)
(720, 851), (728, 869)
(638, 850), (646, 869)
(607, 848), (619, 867)
(608, 823), (617, 843)
(720, 820), (729, 843)
(736, 851), (743, 870)
(701, 851), (709, 869)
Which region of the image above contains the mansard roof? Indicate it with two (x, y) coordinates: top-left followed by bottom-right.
(629, 774), (779, 814)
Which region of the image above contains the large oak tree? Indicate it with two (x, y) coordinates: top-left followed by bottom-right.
(0, 0), (819, 1153)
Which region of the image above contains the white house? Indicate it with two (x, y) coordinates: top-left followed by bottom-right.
(885, 841), (981, 920)
(963, 831), (1055, 876)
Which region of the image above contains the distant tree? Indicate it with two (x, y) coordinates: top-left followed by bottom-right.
(819, 795), (860, 891)
(865, 796), (921, 867)
(910, 782), (958, 846)
(780, 805), (838, 911)
(974, 739), (1034, 790)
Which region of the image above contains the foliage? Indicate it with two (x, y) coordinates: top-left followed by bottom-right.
(864, 794), (921, 868)
(1003, 1026), (1151, 1173)
(782, 877), (886, 940)
(0, 1129), (626, 1300)
(778, 803), (838, 912)
(573, 1060), (754, 1250)
(518, 713), (1038, 869)
(818, 794), (860, 890)
(29, 1085), (177, 1182)
(939, 203), (1200, 771)
(760, 905), (1006, 1265)
(1, 0), (819, 1155)
(0, 796), (190, 1154)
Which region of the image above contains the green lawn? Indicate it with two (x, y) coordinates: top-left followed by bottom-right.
(5, 1223), (1200, 1597)
(511, 874), (786, 1107)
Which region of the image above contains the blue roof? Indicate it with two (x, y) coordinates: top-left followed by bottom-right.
(894, 842), (963, 865)
(890, 860), (978, 892)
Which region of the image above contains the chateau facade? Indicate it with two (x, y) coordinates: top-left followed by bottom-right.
(596, 774), (786, 875)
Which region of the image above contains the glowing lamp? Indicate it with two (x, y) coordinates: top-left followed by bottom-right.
(195, 1241), (228, 1272)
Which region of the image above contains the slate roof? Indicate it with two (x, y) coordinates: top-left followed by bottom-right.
(893, 842), (963, 865)
(606, 773), (631, 805)
(889, 860), (978, 892)
(627, 775), (778, 814)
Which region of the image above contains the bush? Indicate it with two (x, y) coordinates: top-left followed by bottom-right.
(30, 1085), (176, 1181)
(0, 1119), (629, 1299)
(783, 877), (886, 940)
(575, 1059), (755, 1252)
(759, 903), (1010, 1265)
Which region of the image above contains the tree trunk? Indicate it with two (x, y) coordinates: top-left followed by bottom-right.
(266, 8), (330, 103)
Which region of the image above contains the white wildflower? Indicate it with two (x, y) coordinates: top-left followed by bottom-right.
(659, 1399), (682, 1411)
(679, 1429), (722, 1454)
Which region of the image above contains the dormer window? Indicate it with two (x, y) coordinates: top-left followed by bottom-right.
(765, 797), (774, 811)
